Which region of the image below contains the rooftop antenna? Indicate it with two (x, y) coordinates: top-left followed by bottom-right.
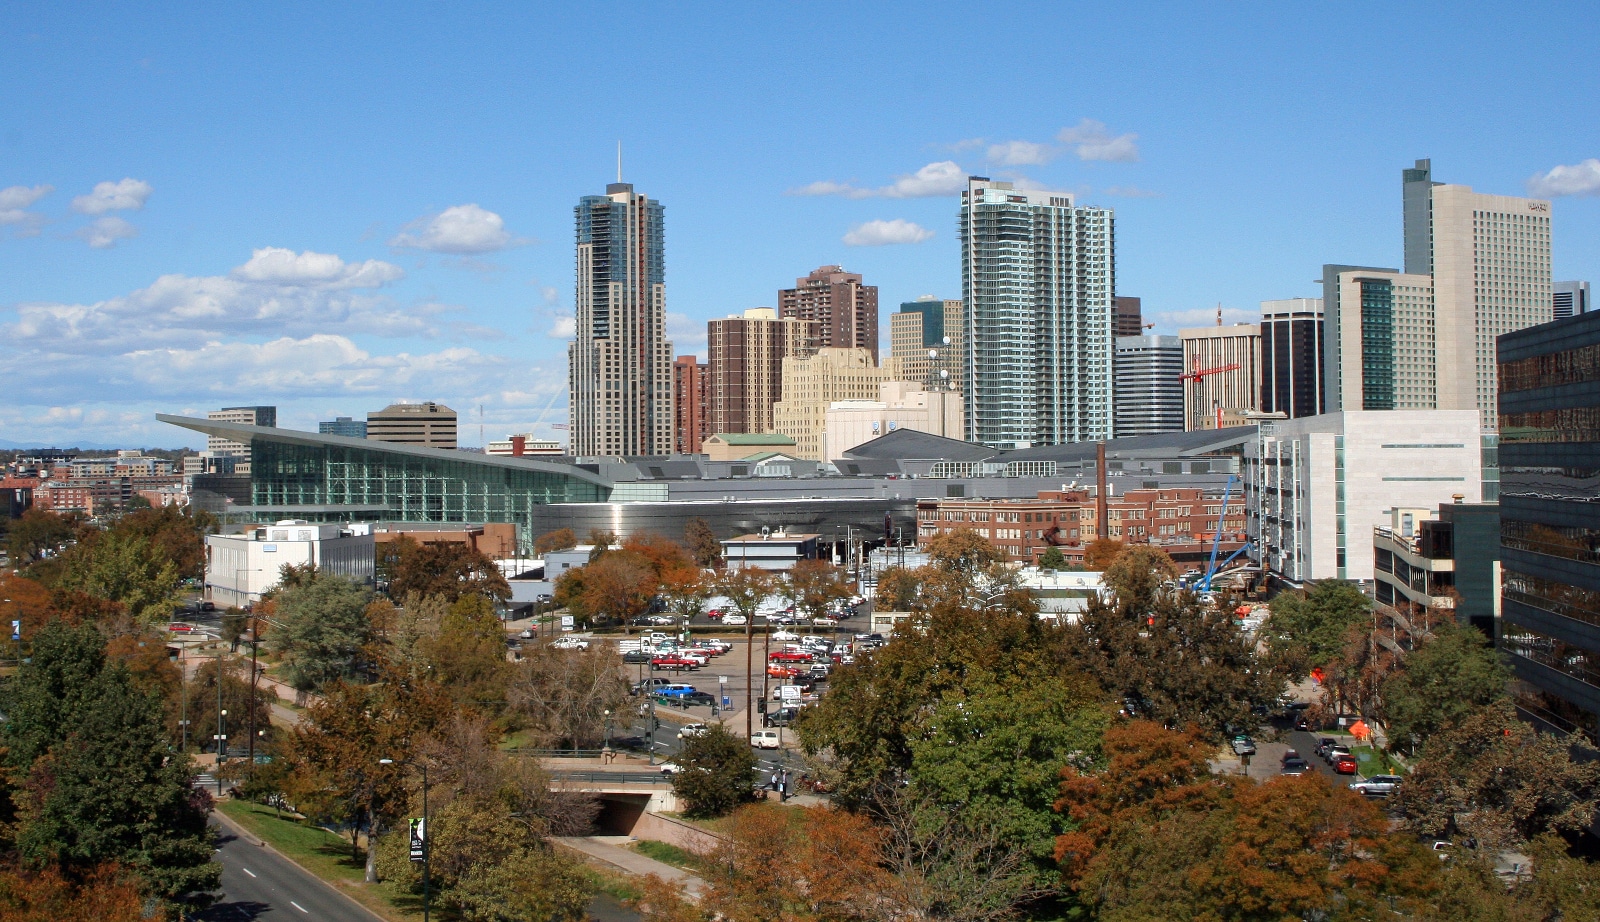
(1216, 303), (1222, 326)
(617, 140), (622, 183)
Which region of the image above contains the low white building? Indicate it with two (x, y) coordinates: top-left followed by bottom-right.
(205, 520), (376, 607)
(1244, 410), (1482, 585)
(823, 382), (962, 462)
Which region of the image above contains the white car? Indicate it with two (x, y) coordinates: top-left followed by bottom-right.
(811, 616), (838, 627)
(771, 629), (799, 642)
(679, 652), (710, 666)
(722, 614), (748, 626)
(659, 761), (682, 776)
(750, 730), (781, 749)
(551, 637), (589, 650)
(679, 723), (709, 738)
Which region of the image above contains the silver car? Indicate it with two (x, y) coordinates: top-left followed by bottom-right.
(1348, 774), (1402, 796)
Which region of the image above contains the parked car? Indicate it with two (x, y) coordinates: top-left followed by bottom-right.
(551, 636), (589, 650)
(679, 723), (709, 738)
(658, 761), (682, 776)
(1324, 744), (1351, 765)
(1314, 737), (1338, 759)
(1332, 754), (1359, 775)
(681, 691), (717, 708)
(632, 677), (674, 695)
(622, 651), (653, 664)
(1231, 736), (1257, 756)
(1279, 749), (1301, 766)
(652, 656), (698, 671)
(764, 707), (800, 728)
(722, 614), (747, 626)
(769, 650), (813, 663)
(771, 629), (799, 642)
(767, 664), (801, 679)
(750, 730), (781, 749)
(1349, 775), (1402, 796)
(1280, 758), (1311, 776)
(811, 616), (838, 627)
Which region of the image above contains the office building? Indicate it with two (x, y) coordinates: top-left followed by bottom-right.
(773, 347), (896, 461)
(206, 406), (276, 473)
(1497, 311), (1600, 742)
(1403, 159), (1553, 430)
(824, 381), (963, 461)
(1373, 500), (1500, 635)
(485, 435), (562, 456)
(1243, 410), (1482, 584)
(367, 402), (458, 450)
(672, 356), (710, 454)
(890, 297), (965, 388)
(779, 265), (879, 363)
(1553, 280), (1590, 319)
(708, 308), (820, 437)
(205, 521), (375, 607)
(1113, 334), (1184, 437)
(318, 416), (367, 439)
(568, 181), (675, 457)
(1260, 298), (1325, 419)
(1115, 296), (1145, 337)
(960, 177), (1115, 449)
(1323, 267), (1440, 412)
(1179, 324), (1261, 430)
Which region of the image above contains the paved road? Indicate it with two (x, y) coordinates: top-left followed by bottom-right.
(197, 816), (382, 922)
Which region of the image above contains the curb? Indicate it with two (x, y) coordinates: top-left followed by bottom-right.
(211, 805), (390, 922)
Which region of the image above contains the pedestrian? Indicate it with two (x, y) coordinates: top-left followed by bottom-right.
(769, 771), (779, 791)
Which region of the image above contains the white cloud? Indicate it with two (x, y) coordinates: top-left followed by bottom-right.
(1102, 185), (1162, 198)
(666, 311), (707, 350)
(842, 219), (935, 246)
(75, 216), (140, 248)
(1057, 119), (1140, 162)
(788, 161), (967, 199)
(71, 178), (153, 214)
(389, 204), (519, 254)
(0, 184), (53, 227)
(1527, 159), (1600, 197)
(1156, 307), (1258, 329)
(986, 140), (1053, 166)
(547, 315), (577, 338)
(231, 247), (405, 288)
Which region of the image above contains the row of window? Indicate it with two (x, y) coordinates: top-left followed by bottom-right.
(1499, 340), (1600, 394)
(1501, 624), (1599, 691)
(1502, 520), (1600, 566)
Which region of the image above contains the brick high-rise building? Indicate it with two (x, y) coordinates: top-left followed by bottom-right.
(672, 355), (709, 454)
(779, 265), (879, 363)
(707, 308), (819, 436)
(1115, 296), (1145, 337)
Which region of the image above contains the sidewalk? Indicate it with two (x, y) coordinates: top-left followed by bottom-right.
(553, 836), (705, 898)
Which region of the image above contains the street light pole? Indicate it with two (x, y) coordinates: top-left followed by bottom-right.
(247, 612), (259, 767)
(380, 759), (430, 922)
(216, 650), (226, 796)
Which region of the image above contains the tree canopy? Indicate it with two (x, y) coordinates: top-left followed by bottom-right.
(269, 572), (373, 692)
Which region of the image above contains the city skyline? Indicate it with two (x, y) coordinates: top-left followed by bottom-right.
(2, 5), (1598, 447)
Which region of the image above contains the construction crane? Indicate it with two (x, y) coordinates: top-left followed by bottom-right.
(1178, 359), (1240, 430)
(1200, 474), (1238, 593)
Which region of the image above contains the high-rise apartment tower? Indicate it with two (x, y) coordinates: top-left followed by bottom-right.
(672, 356), (709, 454)
(568, 182), (674, 457)
(779, 266), (879, 363)
(1260, 298), (1325, 419)
(960, 177), (1115, 448)
(707, 308), (819, 436)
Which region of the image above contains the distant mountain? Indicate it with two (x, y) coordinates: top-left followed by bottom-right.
(0, 438), (198, 452)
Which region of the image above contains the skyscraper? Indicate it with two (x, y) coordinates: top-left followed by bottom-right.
(1260, 298), (1326, 419)
(1113, 334), (1183, 436)
(318, 416), (367, 438)
(773, 347), (896, 461)
(960, 177), (1115, 449)
(889, 297), (964, 389)
(707, 308), (819, 436)
(1553, 280), (1590, 319)
(1115, 296), (1145, 337)
(1323, 266), (1436, 412)
(1179, 324), (1261, 430)
(779, 266), (879, 363)
(568, 182), (674, 457)
(1402, 158), (1552, 429)
(367, 401), (457, 449)
(672, 356), (709, 454)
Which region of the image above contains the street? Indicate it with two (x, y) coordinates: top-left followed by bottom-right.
(197, 816), (381, 922)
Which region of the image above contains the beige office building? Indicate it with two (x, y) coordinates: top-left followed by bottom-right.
(707, 308), (819, 436)
(890, 297), (965, 389)
(773, 347), (896, 460)
(1323, 267), (1437, 412)
(1178, 324), (1261, 430)
(205, 406), (275, 473)
(1402, 159), (1552, 429)
(367, 402), (458, 449)
(823, 381), (963, 461)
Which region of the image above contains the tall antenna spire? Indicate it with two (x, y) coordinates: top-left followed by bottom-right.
(617, 140), (622, 183)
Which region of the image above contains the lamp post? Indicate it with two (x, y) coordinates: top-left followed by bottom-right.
(380, 758), (429, 922)
(602, 708), (612, 749)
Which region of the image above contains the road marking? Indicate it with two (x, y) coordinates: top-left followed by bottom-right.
(242, 867), (257, 878)
(291, 900), (309, 913)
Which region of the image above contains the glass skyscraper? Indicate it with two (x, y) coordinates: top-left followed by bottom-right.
(959, 177), (1114, 449)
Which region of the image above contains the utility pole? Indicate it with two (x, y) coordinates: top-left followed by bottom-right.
(247, 613), (259, 767)
(216, 650), (226, 796)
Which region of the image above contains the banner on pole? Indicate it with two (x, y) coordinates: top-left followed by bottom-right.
(409, 818), (426, 861)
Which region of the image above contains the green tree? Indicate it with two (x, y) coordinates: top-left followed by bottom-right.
(270, 573), (373, 692)
(1266, 579), (1372, 676)
(110, 505), (215, 580)
(1380, 619), (1511, 751)
(1037, 546), (1067, 571)
(417, 594), (513, 715)
(54, 530), (181, 624)
(671, 723), (757, 818)
(1100, 544), (1177, 606)
(683, 517), (722, 568)
(176, 656), (279, 754)
(0, 620), (219, 909)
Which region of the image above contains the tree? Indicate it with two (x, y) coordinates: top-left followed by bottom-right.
(684, 517), (722, 568)
(622, 531), (695, 577)
(175, 655), (278, 754)
(716, 566), (778, 626)
(0, 620), (219, 909)
(533, 528), (578, 556)
(1266, 579), (1372, 676)
(417, 594), (514, 715)
(671, 724), (757, 818)
(786, 559), (849, 623)
(54, 530), (181, 624)
(658, 563), (710, 622)
(1380, 619), (1511, 751)
(924, 528), (1003, 573)
(580, 550), (659, 628)
(4, 508), (75, 568)
(1037, 546), (1067, 571)
(1397, 701), (1600, 847)
(508, 643), (629, 749)
(0, 573), (54, 639)
(110, 505), (215, 580)
(0, 864), (145, 922)
(1101, 544), (1177, 605)
(872, 565), (921, 611)
(1083, 537), (1124, 571)
(386, 540), (510, 604)
(586, 528), (618, 561)
(270, 573), (373, 692)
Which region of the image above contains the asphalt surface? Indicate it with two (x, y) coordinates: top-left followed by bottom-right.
(197, 817), (382, 922)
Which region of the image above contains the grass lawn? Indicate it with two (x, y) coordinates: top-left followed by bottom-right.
(632, 840), (706, 874)
(216, 800), (423, 921)
(1349, 744), (1405, 776)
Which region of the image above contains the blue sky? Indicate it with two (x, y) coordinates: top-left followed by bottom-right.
(2, 2), (1597, 448)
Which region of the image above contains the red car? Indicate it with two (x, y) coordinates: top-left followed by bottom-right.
(767, 664), (800, 678)
(768, 650), (813, 663)
(707, 609), (723, 621)
(1333, 755), (1359, 775)
(652, 656), (698, 671)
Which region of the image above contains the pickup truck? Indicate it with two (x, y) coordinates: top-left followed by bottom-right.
(651, 656), (699, 671)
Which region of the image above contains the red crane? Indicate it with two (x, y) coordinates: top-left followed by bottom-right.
(1178, 360), (1240, 430)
